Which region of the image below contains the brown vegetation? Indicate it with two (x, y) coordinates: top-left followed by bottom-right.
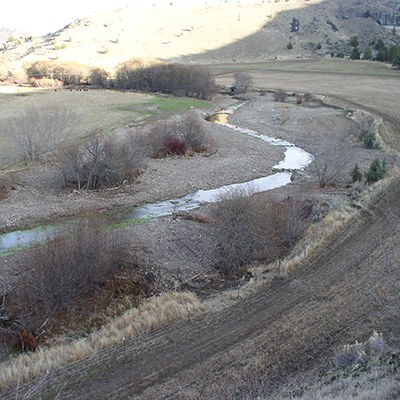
(57, 111), (213, 190)
(6, 105), (79, 163)
(114, 63), (215, 99)
(58, 132), (149, 190)
(0, 219), (133, 354)
(25, 60), (91, 86)
(144, 112), (214, 158)
(29, 77), (63, 89)
(273, 90), (288, 102)
(211, 189), (311, 275)
(233, 72), (253, 94)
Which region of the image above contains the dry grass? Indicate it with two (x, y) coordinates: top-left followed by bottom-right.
(275, 169), (400, 276)
(281, 352), (400, 400)
(0, 291), (205, 390)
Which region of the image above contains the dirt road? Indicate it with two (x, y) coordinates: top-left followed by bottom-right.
(2, 65), (400, 399)
(5, 177), (397, 399)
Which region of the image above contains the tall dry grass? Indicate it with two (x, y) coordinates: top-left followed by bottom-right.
(276, 168), (400, 275)
(0, 292), (205, 390)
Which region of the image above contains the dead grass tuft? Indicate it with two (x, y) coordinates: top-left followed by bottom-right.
(0, 291), (205, 389)
(277, 169), (400, 276)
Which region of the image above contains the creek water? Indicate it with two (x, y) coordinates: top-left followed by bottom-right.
(0, 103), (313, 255)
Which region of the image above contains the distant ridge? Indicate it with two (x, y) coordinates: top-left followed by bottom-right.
(1, 0), (399, 74)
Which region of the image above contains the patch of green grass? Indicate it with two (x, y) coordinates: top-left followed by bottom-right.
(114, 96), (212, 116)
(115, 215), (155, 229)
(0, 243), (32, 257)
(147, 97), (212, 112)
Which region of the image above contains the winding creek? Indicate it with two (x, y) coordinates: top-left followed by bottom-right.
(0, 103), (313, 256)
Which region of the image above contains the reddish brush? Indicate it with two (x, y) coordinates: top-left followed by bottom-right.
(163, 135), (187, 155)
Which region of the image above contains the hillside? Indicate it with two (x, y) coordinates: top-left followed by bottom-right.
(1, 0), (400, 74)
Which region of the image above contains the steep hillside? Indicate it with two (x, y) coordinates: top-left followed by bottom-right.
(1, 0), (400, 74)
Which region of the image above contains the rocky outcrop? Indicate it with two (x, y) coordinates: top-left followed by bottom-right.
(370, 11), (400, 26)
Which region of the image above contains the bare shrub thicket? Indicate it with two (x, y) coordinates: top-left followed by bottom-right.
(57, 113), (212, 190)
(25, 60), (90, 86)
(233, 72), (253, 94)
(274, 90), (288, 102)
(58, 132), (149, 190)
(0, 220), (121, 352)
(16, 219), (120, 319)
(211, 189), (311, 275)
(6, 106), (79, 163)
(88, 67), (109, 87)
(145, 112), (213, 157)
(114, 63), (215, 99)
(312, 153), (349, 188)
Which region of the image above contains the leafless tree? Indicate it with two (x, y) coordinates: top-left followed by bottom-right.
(114, 63), (215, 99)
(233, 72), (253, 94)
(176, 112), (212, 152)
(6, 106), (79, 164)
(144, 113), (213, 158)
(16, 219), (120, 319)
(210, 189), (310, 275)
(312, 154), (349, 188)
(88, 67), (109, 87)
(273, 90), (288, 102)
(58, 131), (148, 190)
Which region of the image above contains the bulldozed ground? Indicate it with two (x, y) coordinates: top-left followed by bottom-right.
(0, 60), (399, 398)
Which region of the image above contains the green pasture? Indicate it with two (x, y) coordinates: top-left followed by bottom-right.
(0, 89), (212, 170)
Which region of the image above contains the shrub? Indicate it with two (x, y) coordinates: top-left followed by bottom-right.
(312, 154), (348, 188)
(273, 90), (288, 102)
(14, 219), (120, 320)
(350, 163), (363, 183)
(364, 132), (379, 148)
(365, 158), (387, 185)
(350, 47), (361, 60)
(211, 190), (310, 275)
(88, 67), (109, 87)
(334, 332), (388, 369)
(363, 47), (373, 60)
(6, 106), (79, 163)
(58, 132), (148, 190)
(163, 135), (187, 155)
(176, 112), (211, 152)
(144, 113), (213, 157)
(145, 121), (174, 158)
(303, 92), (312, 102)
(350, 36), (359, 48)
(287, 42), (293, 50)
(114, 63), (215, 99)
(233, 72), (253, 94)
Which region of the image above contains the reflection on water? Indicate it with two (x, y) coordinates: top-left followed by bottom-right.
(0, 102), (314, 255)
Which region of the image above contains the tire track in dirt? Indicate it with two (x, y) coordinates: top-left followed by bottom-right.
(6, 180), (398, 399)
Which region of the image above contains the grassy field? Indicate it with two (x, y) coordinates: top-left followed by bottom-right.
(0, 89), (212, 170)
(209, 58), (400, 77)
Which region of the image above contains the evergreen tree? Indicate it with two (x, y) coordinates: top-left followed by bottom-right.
(365, 159), (387, 184)
(391, 45), (400, 68)
(363, 47), (373, 60)
(350, 47), (361, 60)
(351, 163), (363, 183)
(350, 36), (359, 48)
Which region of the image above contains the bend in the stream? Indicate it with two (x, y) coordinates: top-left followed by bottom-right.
(0, 102), (314, 255)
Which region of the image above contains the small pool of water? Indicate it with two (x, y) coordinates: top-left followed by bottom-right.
(0, 102), (314, 256)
